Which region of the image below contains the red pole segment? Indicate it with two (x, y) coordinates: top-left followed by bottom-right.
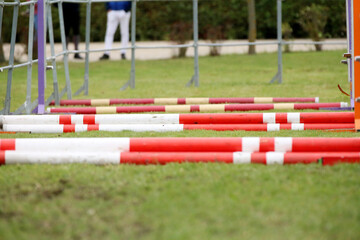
(0, 139), (16, 151)
(321, 156), (360, 165)
(46, 103), (348, 114)
(115, 106), (166, 113)
(120, 152), (234, 164)
(50, 99), (92, 106)
(110, 99), (155, 105)
(48, 107), (97, 114)
(293, 103), (346, 110)
(180, 113), (265, 124)
(273, 112), (354, 124)
(272, 97), (318, 103)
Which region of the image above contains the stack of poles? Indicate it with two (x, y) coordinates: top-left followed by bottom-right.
(45, 97), (352, 114)
(0, 112), (356, 133)
(46, 102), (349, 114)
(0, 137), (359, 165)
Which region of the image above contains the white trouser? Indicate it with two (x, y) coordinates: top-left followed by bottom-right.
(104, 10), (131, 55)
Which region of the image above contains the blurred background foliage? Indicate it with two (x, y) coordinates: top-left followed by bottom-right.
(1, 0), (346, 44)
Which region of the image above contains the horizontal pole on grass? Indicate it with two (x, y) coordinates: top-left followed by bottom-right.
(1, 123), (355, 133)
(1, 137), (360, 153)
(46, 102), (349, 114)
(49, 97), (320, 106)
(1, 112), (354, 125)
(1, 151), (359, 165)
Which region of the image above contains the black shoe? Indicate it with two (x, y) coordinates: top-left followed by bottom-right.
(74, 53), (83, 60)
(100, 54), (110, 60)
(121, 53), (126, 60)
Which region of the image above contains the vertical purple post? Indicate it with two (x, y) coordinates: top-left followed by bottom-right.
(347, 0), (354, 108)
(37, 0), (45, 114)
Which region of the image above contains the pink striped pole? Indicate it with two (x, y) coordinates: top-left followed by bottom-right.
(1, 137), (360, 153)
(46, 102), (348, 114)
(1, 112), (354, 125)
(48, 97), (320, 106)
(1, 151), (359, 165)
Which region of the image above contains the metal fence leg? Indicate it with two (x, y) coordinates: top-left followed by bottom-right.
(270, 0), (283, 84)
(120, 0), (136, 90)
(75, 1), (91, 96)
(25, 3), (35, 114)
(84, 1), (91, 95)
(4, 0), (19, 114)
(187, 0), (199, 87)
(47, 3), (59, 105)
(58, 1), (72, 99)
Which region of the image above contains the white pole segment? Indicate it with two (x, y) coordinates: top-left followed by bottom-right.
(242, 137), (260, 152)
(94, 114), (180, 124)
(13, 138), (130, 152)
(5, 151), (121, 165)
(266, 152), (285, 165)
(274, 137), (293, 152)
(99, 124), (184, 132)
(263, 113), (276, 123)
(287, 113), (300, 123)
(233, 152), (252, 164)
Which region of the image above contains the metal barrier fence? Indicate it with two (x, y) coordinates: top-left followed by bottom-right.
(0, 0), (347, 115)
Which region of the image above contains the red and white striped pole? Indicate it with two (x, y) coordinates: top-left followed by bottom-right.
(1, 137), (360, 153)
(48, 97), (320, 106)
(1, 151), (359, 165)
(1, 112), (354, 125)
(2, 123), (355, 133)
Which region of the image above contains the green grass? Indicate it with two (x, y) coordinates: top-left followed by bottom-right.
(1, 50), (360, 239)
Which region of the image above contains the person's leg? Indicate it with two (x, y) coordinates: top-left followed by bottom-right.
(102, 10), (119, 58)
(63, 3), (73, 49)
(33, 14), (38, 41)
(119, 11), (131, 59)
(72, 6), (82, 59)
(33, 14), (38, 59)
